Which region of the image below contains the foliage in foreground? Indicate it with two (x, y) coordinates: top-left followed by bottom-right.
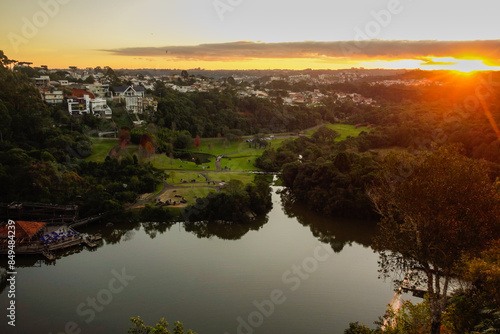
(346, 293), (500, 333)
(369, 145), (500, 334)
(128, 317), (197, 334)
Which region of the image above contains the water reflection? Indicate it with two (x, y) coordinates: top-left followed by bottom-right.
(281, 190), (378, 252)
(183, 216), (268, 240)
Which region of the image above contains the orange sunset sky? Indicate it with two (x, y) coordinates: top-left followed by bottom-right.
(1, 0), (500, 72)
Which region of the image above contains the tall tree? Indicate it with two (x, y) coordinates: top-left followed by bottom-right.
(181, 70), (189, 80)
(369, 146), (500, 334)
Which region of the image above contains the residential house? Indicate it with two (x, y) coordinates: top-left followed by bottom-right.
(67, 97), (90, 116)
(66, 89), (112, 118)
(90, 99), (112, 119)
(88, 83), (112, 99)
(33, 76), (50, 89)
(41, 90), (64, 104)
(142, 97), (158, 113)
(113, 85), (145, 114)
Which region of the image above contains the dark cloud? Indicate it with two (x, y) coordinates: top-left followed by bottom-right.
(102, 40), (500, 65)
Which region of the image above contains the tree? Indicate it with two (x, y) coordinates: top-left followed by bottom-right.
(181, 70), (189, 80)
(227, 76), (236, 86)
(0, 50), (17, 68)
(139, 134), (156, 158)
(84, 75), (95, 84)
(128, 317), (196, 334)
(312, 125), (339, 142)
(344, 322), (376, 334)
(369, 146), (500, 334)
(174, 131), (191, 149)
(461, 239), (500, 308)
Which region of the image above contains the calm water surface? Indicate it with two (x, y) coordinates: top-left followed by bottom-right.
(0, 187), (401, 333)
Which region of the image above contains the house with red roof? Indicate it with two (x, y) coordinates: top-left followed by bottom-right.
(0, 221), (46, 247)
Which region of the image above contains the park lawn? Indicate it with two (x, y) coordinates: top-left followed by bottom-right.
(151, 154), (214, 171)
(86, 138), (139, 162)
(194, 138), (249, 156)
(206, 172), (254, 185)
(303, 123), (371, 140)
(166, 171), (205, 184)
(218, 156), (259, 171)
(86, 138), (117, 162)
(194, 138), (280, 156)
(157, 187), (216, 206)
(153, 181), (165, 196)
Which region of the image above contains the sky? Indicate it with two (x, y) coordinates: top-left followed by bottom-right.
(1, 0), (500, 71)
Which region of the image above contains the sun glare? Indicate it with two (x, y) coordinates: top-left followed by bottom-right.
(421, 57), (500, 73)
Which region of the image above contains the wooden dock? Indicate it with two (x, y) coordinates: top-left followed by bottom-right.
(82, 237), (97, 248)
(42, 250), (56, 261)
(1, 233), (102, 258)
(82, 234), (102, 248)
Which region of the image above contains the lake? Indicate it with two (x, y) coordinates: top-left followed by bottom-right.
(0, 186), (403, 334)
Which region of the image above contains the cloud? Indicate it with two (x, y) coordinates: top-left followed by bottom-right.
(101, 40), (500, 65)
(418, 57), (457, 66)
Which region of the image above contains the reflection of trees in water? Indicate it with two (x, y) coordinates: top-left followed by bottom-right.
(92, 221), (177, 243)
(105, 223), (140, 244)
(183, 216), (268, 240)
(142, 221), (177, 239)
(280, 189), (378, 253)
(79, 221), (142, 245)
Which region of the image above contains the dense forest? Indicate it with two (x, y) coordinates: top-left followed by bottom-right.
(149, 83), (326, 137)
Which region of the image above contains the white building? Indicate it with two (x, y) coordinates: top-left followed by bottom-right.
(113, 85), (146, 114)
(90, 98), (112, 118)
(67, 95), (112, 118)
(67, 97), (90, 116)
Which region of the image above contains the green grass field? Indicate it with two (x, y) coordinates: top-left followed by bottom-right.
(84, 123), (373, 208)
(303, 123), (371, 140)
(86, 123), (372, 169)
(165, 170), (254, 186)
(157, 187), (217, 205)
(86, 138), (139, 162)
(166, 171), (204, 184)
(151, 154), (210, 171)
(85, 139), (117, 162)
(206, 172), (254, 184)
